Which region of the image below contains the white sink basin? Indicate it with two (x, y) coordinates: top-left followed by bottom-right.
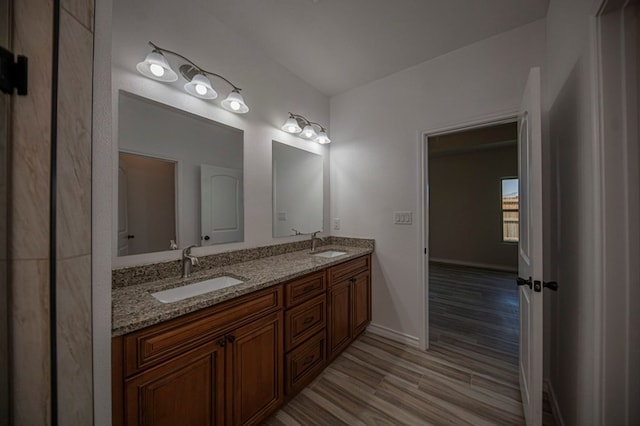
(152, 276), (243, 303)
(313, 250), (347, 258)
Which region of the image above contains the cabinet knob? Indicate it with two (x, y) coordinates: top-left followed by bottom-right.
(217, 338), (226, 347)
(227, 335), (236, 343)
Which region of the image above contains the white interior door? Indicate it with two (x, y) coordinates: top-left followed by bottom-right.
(517, 67), (544, 426)
(117, 164), (130, 256)
(200, 165), (243, 245)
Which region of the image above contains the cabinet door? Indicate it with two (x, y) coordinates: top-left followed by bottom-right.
(229, 311), (283, 426)
(352, 270), (371, 336)
(328, 280), (352, 360)
(125, 342), (225, 426)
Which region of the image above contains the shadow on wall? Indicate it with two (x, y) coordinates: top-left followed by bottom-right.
(548, 58), (597, 426)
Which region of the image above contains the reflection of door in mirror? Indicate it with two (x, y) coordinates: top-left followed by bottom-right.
(119, 152), (177, 255)
(272, 141), (323, 237)
(200, 165), (244, 245)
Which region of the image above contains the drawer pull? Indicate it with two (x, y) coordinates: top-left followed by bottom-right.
(302, 317), (314, 325)
(302, 355), (314, 366)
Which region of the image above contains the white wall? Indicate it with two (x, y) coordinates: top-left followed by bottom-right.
(545, 0), (601, 424)
(93, 0), (330, 422)
(546, 1), (640, 424)
(330, 20), (546, 344)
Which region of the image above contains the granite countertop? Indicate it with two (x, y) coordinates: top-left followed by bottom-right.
(112, 244), (372, 336)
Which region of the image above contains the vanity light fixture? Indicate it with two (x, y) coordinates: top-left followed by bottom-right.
(281, 112), (331, 144)
(136, 41), (249, 113)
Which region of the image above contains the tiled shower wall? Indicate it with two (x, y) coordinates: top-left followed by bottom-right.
(9, 0), (94, 423)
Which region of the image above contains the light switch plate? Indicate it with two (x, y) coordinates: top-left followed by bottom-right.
(394, 211), (412, 225)
(333, 218), (341, 230)
(277, 211), (287, 221)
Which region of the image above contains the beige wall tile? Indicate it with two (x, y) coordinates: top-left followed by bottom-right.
(62, 0), (94, 33)
(10, 259), (50, 426)
(56, 255), (92, 425)
(10, 0), (53, 260)
(56, 10), (93, 259)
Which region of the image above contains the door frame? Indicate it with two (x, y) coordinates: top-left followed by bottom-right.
(418, 109), (518, 351)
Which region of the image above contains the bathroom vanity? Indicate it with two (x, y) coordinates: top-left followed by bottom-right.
(111, 239), (372, 425)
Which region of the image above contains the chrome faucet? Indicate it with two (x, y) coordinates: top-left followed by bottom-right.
(181, 245), (199, 278)
(310, 231), (324, 253)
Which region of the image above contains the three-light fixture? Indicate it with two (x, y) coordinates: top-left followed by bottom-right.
(136, 41), (249, 114)
(281, 113), (331, 144)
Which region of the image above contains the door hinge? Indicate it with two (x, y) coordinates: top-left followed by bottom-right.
(0, 47), (28, 95)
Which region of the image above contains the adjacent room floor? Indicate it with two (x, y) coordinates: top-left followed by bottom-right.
(268, 262), (555, 425)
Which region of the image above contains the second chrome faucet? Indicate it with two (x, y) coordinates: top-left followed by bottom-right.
(182, 245), (199, 278)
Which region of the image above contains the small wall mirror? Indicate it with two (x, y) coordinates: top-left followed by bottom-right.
(116, 91), (244, 257)
(272, 141), (323, 237)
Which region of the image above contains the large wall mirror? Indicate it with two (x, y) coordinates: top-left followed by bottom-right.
(117, 91), (244, 257)
(272, 141), (323, 237)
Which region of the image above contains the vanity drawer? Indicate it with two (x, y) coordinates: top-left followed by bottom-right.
(285, 271), (326, 307)
(328, 255), (370, 284)
(285, 330), (326, 396)
(285, 294), (326, 351)
(124, 285), (282, 376)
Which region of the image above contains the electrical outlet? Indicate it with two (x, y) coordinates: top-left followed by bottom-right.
(333, 218), (341, 230)
(394, 211), (413, 225)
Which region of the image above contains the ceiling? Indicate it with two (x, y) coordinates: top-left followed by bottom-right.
(205, 0), (549, 96)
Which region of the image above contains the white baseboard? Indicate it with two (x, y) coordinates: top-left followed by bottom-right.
(366, 323), (421, 348)
(429, 257), (518, 273)
(544, 379), (565, 426)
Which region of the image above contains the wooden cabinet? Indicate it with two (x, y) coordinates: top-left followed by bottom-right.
(113, 253), (372, 424)
(125, 341), (225, 426)
(113, 286), (283, 426)
(327, 255), (371, 361)
(283, 272), (328, 397)
(229, 312), (283, 425)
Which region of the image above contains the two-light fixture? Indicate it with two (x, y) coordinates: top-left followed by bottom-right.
(281, 113), (331, 144)
(136, 41), (249, 114)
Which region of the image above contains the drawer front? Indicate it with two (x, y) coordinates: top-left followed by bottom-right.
(285, 294), (326, 351)
(328, 255), (370, 284)
(285, 271), (326, 307)
(124, 286), (282, 376)
(285, 330), (326, 396)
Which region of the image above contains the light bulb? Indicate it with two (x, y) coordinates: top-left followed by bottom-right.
(195, 84), (207, 95)
(230, 101), (241, 111)
(287, 125), (297, 132)
(149, 63), (165, 77)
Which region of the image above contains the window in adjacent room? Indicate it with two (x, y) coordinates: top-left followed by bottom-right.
(501, 178), (519, 242)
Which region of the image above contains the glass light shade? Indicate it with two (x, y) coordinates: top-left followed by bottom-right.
(281, 117), (302, 133)
(184, 73), (218, 99)
(221, 90), (249, 113)
(301, 125), (318, 140)
(136, 51), (178, 82)
(315, 130), (331, 144)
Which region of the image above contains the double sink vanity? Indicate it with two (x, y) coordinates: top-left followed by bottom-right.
(111, 85), (364, 425)
(111, 237), (373, 425)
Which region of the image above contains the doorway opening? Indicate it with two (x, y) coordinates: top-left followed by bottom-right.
(425, 120), (521, 366)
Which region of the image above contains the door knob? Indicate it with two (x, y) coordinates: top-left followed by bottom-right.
(204, 235), (210, 241)
(127, 234), (135, 239)
(516, 276), (532, 289)
(543, 281), (558, 291)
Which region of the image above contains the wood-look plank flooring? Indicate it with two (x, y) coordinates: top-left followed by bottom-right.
(266, 263), (555, 425)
